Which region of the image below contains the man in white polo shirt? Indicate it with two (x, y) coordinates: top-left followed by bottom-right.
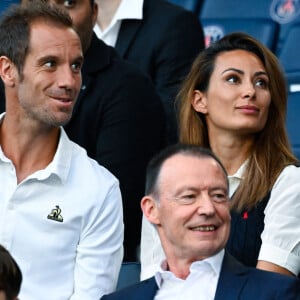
(0, 1), (123, 299)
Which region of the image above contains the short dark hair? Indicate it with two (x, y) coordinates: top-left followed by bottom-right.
(0, 0), (73, 75)
(20, 0), (95, 7)
(145, 143), (228, 197)
(0, 245), (22, 300)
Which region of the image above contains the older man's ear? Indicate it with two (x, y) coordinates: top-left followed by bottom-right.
(141, 196), (160, 226)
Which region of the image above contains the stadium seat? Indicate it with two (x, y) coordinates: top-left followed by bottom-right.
(0, 0), (18, 14)
(286, 91), (300, 160)
(200, 0), (279, 50)
(167, 0), (203, 14)
(269, 0), (300, 55)
(277, 23), (300, 93)
(116, 262), (141, 290)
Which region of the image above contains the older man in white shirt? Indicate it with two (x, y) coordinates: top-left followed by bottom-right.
(101, 144), (300, 300)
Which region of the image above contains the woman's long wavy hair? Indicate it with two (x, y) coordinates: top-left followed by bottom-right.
(177, 32), (297, 211)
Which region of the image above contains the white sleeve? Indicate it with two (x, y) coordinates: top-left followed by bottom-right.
(70, 181), (124, 299)
(140, 215), (165, 280)
(259, 165), (300, 275)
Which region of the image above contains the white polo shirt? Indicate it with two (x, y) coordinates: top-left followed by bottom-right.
(0, 116), (124, 300)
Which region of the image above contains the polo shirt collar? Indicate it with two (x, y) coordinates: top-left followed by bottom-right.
(45, 128), (73, 184)
(0, 113), (72, 184)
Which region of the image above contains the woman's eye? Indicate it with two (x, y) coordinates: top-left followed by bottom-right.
(226, 75), (239, 84)
(255, 78), (269, 89)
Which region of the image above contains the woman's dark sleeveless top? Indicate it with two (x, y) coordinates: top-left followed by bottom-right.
(226, 192), (271, 267)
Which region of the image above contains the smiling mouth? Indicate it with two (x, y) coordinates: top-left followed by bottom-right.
(237, 106), (259, 111)
(52, 97), (72, 102)
(191, 225), (216, 232)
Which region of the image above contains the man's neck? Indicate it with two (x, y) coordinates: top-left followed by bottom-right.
(0, 115), (60, 184)
(96, 0), (122, 31)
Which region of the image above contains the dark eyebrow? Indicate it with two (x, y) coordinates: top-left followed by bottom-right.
(73, 55), (84, 63)
(222, 68), (243, 75)
(36, 55), (57, 65)
(254, 71), (269, 78)
(37, 54), (83, 65)
(222, 68), (268, 78)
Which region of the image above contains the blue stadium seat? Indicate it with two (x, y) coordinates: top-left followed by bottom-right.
(269, 0), (300, 55)
(277, 22), (300, 108)
(167, 0), (203, 14)
(286, 91), (300, 159)
(0, 0), (18, 15)
(200, 0), (279, 50)
(116, 262), (141, 290)
(199, 0), (300, 54)
(201, 19), (278, 50)
(200, 0), (273, 18)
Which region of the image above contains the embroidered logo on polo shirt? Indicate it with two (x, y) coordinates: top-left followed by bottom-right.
(47, 205), (63, 222)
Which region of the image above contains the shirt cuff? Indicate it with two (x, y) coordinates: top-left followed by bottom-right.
(258, 243), (300, 275)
